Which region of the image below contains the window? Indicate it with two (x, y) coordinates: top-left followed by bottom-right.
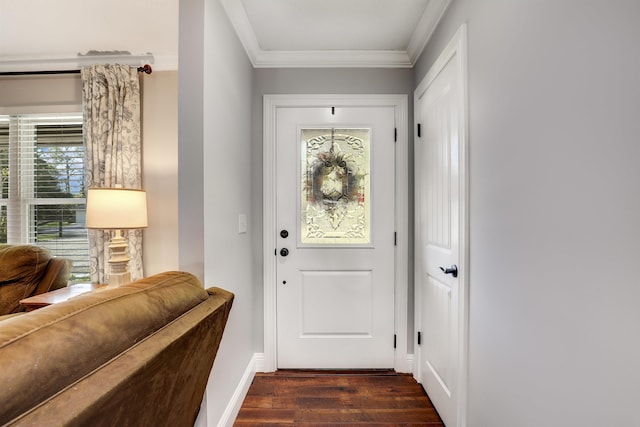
(0, 113), (90, 282)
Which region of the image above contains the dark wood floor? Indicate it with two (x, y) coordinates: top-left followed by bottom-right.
(234, 370), (445, 426)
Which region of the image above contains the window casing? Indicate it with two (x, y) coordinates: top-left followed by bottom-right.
(0, 113), (90, 282)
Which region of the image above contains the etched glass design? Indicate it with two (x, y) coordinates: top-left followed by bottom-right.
(300, 128), (370, 244)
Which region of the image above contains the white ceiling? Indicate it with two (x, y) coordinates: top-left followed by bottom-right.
(220, 0), (451, 68)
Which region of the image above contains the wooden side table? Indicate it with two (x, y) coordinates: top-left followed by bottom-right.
(19, 283), (106, 312)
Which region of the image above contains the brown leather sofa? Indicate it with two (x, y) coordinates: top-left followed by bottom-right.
(0, 244), (72, 315)
(0, 271), (233, 426)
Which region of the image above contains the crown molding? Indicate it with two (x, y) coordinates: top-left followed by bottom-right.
(253, 49), (412, 68)
(407, 0), (451, 64)
(219, 0), (262, 66)
(220, 0), (449, 68)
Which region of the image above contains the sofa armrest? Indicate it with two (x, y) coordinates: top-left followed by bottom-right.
(0, 271), (213, 425)
(5, 285), (234, 427)
(0, 245), (52, 315)
(32, 257), (72, 296)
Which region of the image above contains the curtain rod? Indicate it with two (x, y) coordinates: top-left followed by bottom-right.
(0, 64), (153, 77)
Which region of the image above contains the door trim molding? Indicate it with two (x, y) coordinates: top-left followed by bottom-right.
(263, 94), (409, 372)
(414, 24), (469, 426)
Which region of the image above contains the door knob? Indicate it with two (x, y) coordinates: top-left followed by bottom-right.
(280, 229), (289, 238)
(439, 265), (458, 278)
(280, 248), (289, 257)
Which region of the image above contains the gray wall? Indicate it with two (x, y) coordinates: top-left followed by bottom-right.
(178, 0), (205, 282)
(251, 68), (415, 352)
(179, 0), (255, 424)
(201, 0), (255, 422)
(415, 1), (640, 425)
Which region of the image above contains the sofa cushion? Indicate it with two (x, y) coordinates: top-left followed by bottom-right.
(0, 271), (210, 426)
(0, 245), (52, 314)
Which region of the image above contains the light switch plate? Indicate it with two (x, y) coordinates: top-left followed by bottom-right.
(238, 214), (247, 234)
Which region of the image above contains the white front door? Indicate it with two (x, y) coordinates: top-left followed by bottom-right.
(415, 26), (468, 426)
(275, 106), (396, 369)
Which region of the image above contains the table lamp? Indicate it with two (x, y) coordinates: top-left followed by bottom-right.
(86, 188), (148, 286)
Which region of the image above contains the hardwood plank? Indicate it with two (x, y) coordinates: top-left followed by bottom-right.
(240, 395), (274, 409)
(235, 371), (445, 426)
(270, 369), (398, 377)
(272, 396), (433, 410)
(297, 408), (443, 423)
(234, 408), (296, 423)
(294, 423), (444, 427)
(245, 380), (275, 396)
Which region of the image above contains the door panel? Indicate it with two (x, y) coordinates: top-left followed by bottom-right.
(423, 276), (453, 394)
(415, 33), (465, 426)
(300, 270), (372, 336)
(276, 106), (395, 369)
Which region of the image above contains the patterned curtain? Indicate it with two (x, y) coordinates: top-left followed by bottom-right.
(81, 64), (143, 284)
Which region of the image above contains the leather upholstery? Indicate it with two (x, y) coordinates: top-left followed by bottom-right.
(0, 245), (72, 315)
(31, 257), (72, 296)
(0, 271), (234, 426)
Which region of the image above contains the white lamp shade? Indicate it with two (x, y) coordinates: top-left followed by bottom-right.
(86, 188), (148, 229)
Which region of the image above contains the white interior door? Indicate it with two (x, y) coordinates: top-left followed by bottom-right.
(276, 106), (396, 369)
(415, 26), (467, 427)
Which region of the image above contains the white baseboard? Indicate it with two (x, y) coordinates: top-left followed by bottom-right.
(405, 353), (414, 373)
(217, 353), (264, 427)
(254, 352), (266, 372)
(394, 353), (414, 374)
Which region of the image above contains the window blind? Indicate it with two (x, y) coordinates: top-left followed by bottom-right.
(0, 114), (90, 282)
(0, 118), (8, 243)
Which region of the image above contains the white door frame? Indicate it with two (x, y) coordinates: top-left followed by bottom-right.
(414, 24), (469, 426)
(263, 94), (409, 373)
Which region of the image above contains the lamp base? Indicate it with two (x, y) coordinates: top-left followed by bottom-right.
(107, 229), (132, 287)
(108, 271), (131, 287)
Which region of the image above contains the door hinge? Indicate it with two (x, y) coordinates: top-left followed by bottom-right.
(417, 123), (421, 138)
(394, 127), (397, 142)
(394, 334), (397, 349)
(394, 232), (397, 246)
(417, 331), (422, 345)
